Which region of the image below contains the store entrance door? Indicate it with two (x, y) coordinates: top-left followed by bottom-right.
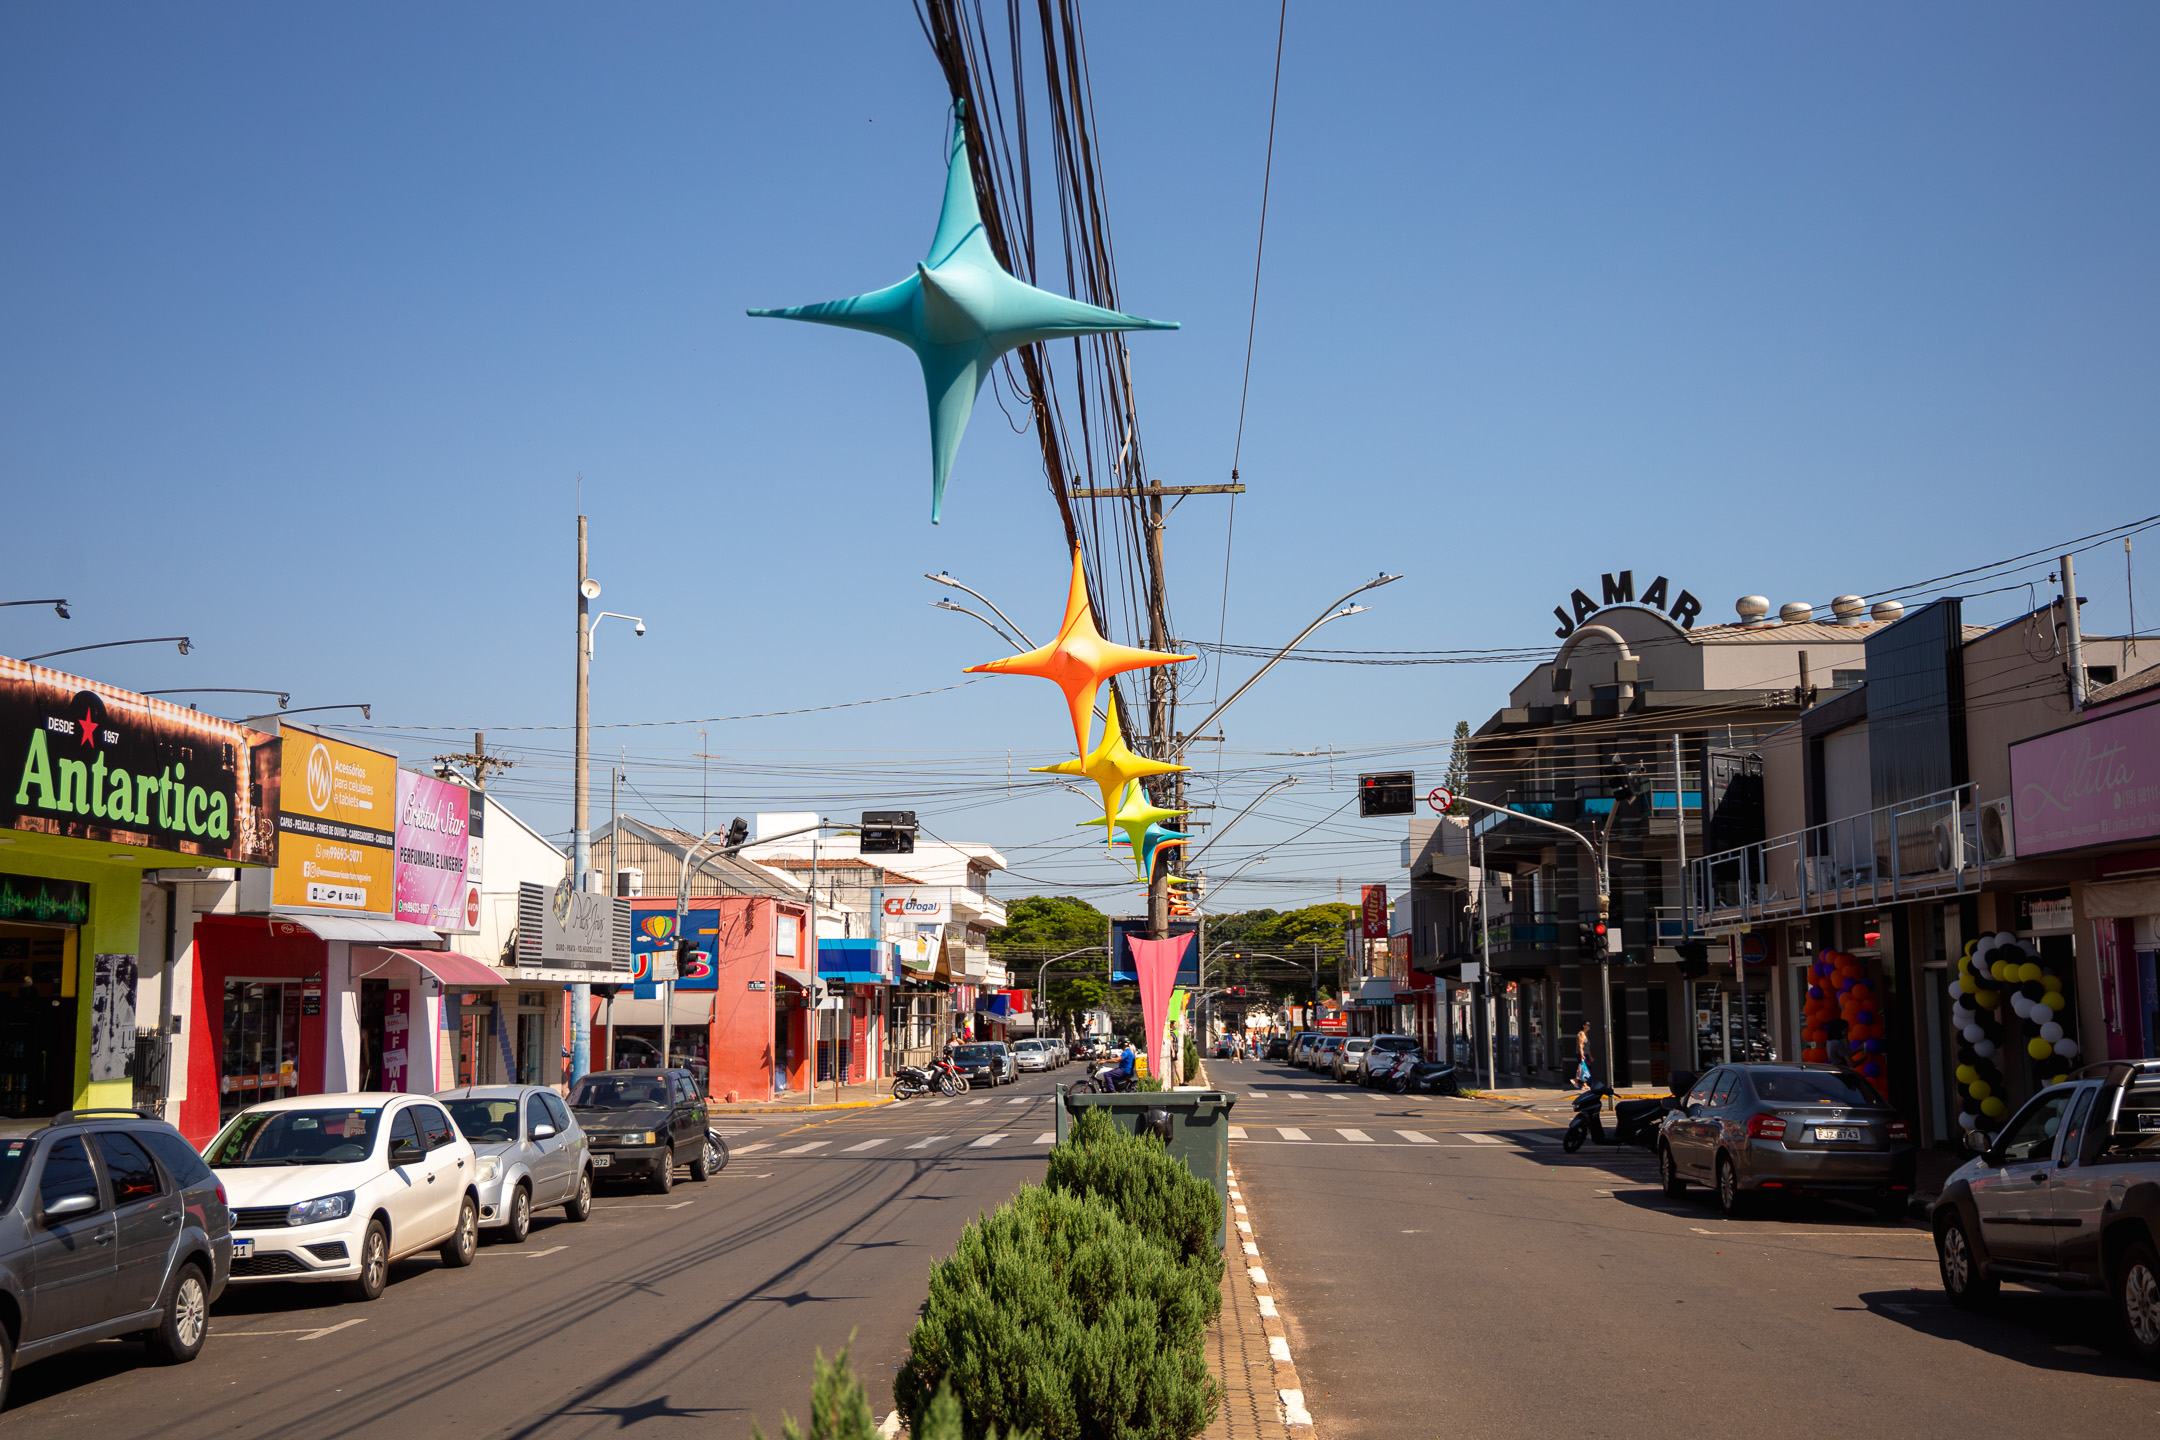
(221, 979), (302, 1122)
(0, 923), (79, 1119)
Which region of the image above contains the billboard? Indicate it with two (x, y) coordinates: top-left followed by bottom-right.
(1361, 884), (1389, 939)
(2010, 698), (2160, 857)
(393, 771), (484, 932)
(270, 724), (396, 915)
(514, 879), (631, 974)
(3, 657), (278, 865)
(628, 904), (721, 993)
(1109, 917), (1199, 985)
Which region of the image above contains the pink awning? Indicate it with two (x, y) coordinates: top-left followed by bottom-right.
(364, 947), (510, 989)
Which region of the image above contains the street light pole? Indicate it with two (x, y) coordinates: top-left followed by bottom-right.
(572, 514), (594, 1084)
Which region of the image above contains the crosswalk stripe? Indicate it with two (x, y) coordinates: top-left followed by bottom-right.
(1396, 1131), (1437, 1144)
(1277, 1127), (1309, 1141)
(1336, 1129), (1372, 1142)
(905, 1136), (950, 1150)
(1032, 1132), (1054, 1145)
(1229, 1126), (1248, 1139)
(779, 1141), (828, 1154)
(1007, 1097), (1029, 1105)
(926, 1100), (953, 1107)
(733, 1143), (771, 1155)
(1460, 1133), (1502, 1145)
(842, 1138), (888, 1153)
(970, 1134), (1006, 1148)
(1287, 1093), (1308, 1100)
(967, 1098), (991, 1106)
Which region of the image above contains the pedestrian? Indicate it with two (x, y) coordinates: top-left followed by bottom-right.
(1824, 1018), (1852, 1070)
(1572, 1022), (1593, 1090)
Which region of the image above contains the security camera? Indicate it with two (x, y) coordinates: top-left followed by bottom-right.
(634, 621), (645, 636)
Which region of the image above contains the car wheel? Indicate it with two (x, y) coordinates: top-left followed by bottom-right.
(652, 1148), (675, 1194)
(439, 1196), (479, 1268)
(144, 1261), (209, 1364)
(348, 1220), (390, 1302)
(565, 1167), (594, 1222)
(0, 1313), (12, 1410)
(1936, 1212), (1997, 1308)
(2113, 1239), (2160, 1365)
(504, 1184), (532, 1244)
(690, 1137), (713, 1182)
(1716, 1154), (1751, 1218)
(1659, 1144), (1688, 1198)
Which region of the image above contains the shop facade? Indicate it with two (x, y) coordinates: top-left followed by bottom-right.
(614, 894), (815, 1102)
(2, 657), (279, 1123)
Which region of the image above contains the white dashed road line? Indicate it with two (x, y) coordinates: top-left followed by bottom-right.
(969, 1133), (1006, 1148)
(905, 1136), (950, 1150)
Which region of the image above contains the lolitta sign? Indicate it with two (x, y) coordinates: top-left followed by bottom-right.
(2009, 696), (2160, 857)
(3, 656), (279, 865)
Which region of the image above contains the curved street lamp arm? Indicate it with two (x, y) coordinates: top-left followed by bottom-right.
(926, 574), (1036, 650)
(1186, 776), (1299, 866)
(24, 636), (190, 663)
(1173, 574), (1400, 756)
(145, 687), (291, 709)
(929, 599), (1023, 652)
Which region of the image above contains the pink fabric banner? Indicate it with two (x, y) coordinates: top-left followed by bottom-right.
(1129, 934), (1192, 1083)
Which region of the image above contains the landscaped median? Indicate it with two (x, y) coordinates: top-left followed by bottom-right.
(749, 1108), (1227, 1438)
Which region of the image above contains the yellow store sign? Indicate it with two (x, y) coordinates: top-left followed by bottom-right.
(270, 724), (396, 915)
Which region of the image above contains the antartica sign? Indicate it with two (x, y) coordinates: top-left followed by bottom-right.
(1553, 571), (1703, 638)
(4, 657), (278, 865)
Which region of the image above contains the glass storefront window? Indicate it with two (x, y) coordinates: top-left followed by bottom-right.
(221, 978), (302, 1122)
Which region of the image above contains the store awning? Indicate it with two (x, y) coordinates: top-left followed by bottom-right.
(775, 967), (819, 992)
(601, 993), (715, 1027)
(975, 993), (1011, 1016)
(1355, 979), (1399, 1004)
(270, 914), (445, 945)
(821, 970), (886, 986)
(363, 947), (509, 989)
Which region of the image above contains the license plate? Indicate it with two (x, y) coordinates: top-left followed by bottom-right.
(1814, 1127), (1862, 1143)
(592, 1154), (612, 1168)
(232, 1238), (253, 1259)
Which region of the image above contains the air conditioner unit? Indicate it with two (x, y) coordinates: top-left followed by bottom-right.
(615, 866), (644, 897)
(1931, 801), (2014, 872)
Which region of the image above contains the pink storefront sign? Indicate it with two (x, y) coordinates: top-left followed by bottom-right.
(2009, 698), (2160, 857)
(394, 771), (482, 932)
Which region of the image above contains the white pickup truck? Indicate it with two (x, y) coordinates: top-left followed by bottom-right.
(1932, 1058), (2160, 1365)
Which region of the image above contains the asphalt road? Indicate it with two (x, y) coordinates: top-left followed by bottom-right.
(1, 1067), (1072, 1438)
(1214, 1058), (2160, 1439)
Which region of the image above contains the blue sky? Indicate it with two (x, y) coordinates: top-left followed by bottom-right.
(4, 4), (2155, 911)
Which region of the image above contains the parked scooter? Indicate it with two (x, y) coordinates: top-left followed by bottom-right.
(1394, 1058), (1461, 1096)
(705, 1127), (731, 1171)
(891, 1055), (969, 1099)
(1562, 1071), (1693, 1154)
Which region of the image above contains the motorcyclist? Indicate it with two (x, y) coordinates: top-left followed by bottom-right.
(1111, 1039), (1138, 1090)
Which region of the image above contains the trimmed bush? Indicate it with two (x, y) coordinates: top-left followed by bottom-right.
(893, 1185), (1219, 1440)
(758, 1344), (1027, 1440)
(1182, 1037), (1201, 1083)
(1047, 1109), (1223, 1287)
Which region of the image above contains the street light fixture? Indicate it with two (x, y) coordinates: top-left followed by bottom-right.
(145, 688), (291, 710)
(24, 637), (191, 663)
(925, 572), (1036, 649)
(2, 599), (70, 620)
(1171, 574), (1400, 756)
(928, 597), (1024, 651)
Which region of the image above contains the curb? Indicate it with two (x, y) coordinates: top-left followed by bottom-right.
(706, 1096), (895, 1115)
(1208, 1163), (1318, 1438)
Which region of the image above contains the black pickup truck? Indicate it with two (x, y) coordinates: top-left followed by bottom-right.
(1933, 1058), (2160, 1365)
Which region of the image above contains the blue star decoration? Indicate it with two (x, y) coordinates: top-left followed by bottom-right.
(750, 118), (1177, 522)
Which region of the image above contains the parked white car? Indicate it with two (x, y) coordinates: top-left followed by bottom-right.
(1011, 1040), (1054, 1073)
(208, 1093), (479, 1301)
(437, 1085), (594, 1241)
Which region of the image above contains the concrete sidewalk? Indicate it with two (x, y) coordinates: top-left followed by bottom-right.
(1204, 1165), (1317, 1440)
(706, 1078), (893, 1114)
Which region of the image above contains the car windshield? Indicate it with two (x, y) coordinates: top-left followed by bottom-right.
(208, 1108), (382, 1167)
(1751, 1070), (1880, 1105)
(1374, 1037), (1418, 1053)
(570, 1075), (672, 1109)
(954, 1045), (998, 1063)
(447, 1099), (522, 1142)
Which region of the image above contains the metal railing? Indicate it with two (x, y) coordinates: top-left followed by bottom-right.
(1689, 783), (2006, 927)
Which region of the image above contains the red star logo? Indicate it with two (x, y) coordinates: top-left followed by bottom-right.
(77, 706), (97, 748)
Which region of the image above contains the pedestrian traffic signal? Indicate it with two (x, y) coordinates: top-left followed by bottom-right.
(860, 809), (917, 854)
(1357, 771), (1416, 818)
(1675, 939), (1711, 979)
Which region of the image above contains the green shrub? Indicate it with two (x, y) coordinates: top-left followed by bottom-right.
(758, 1344), (1028, 1440)
(1048, 1109), (1223, 1285)
(1182, 1037), (1200, 1083)
(893, 1185), (1219, 1440)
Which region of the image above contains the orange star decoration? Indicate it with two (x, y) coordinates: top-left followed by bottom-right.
(964, 548), (1194, 756)
(1031, 688), (1187, 834)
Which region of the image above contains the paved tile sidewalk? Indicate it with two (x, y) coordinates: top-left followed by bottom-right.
(1204, 1166), (1317, 1440)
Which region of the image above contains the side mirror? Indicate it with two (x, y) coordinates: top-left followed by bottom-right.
(44, 1193), (98, 1222)
(391, 1137), (424, 1163)
(1962, 1130), (1990, 1157)
(531, 1124), (557, 1140)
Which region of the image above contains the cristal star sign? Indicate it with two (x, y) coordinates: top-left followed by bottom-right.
(749, 117), (1177, 522)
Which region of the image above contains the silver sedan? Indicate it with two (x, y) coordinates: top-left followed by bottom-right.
(438, 1085), (594, 1241)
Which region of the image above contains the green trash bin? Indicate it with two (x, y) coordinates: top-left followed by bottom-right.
(1054, 1086), (1238, 1244)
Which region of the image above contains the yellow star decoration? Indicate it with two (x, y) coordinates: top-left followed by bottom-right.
(1031, 688), (1187, 835)
(964, 548), (1194, 757)
(1078, 780), (1189, 880)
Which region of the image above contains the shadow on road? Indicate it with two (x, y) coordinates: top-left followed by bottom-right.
(1856, 1287), (2141, 1376)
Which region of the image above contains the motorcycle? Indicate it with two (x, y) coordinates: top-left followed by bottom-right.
(704, 1127), (731, 1172)
(892, 1055), (970, 1099)
(1562, 1072), (1692, 1154)
(1395, 1058), (1461, 1096)
(1365, 1049), (1418, 1090)
(1073, 1061), (1137, 1094)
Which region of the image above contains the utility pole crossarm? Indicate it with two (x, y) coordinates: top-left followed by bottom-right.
(1069, 484), (1247, 498)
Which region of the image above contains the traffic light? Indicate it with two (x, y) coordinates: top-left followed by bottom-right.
(724, 816), (749, 848)
(1357, 771), (1415, 818)
(860, 809), (917, 854)
(1675, 939), (1711, 979)
(1576, 921), (1607, 960)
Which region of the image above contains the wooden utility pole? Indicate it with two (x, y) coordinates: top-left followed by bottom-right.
(435, 731), (515, 790)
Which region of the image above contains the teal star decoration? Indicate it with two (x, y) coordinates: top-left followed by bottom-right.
(749, 119), (1178, 523)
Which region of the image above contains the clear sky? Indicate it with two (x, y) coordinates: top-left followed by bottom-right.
(4, 4), (2155, 913)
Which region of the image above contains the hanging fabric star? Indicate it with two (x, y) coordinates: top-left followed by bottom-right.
(965, 548), (1192, 757)
(1140, 825), (1191, 879)
(1079, 780), (1189, 862)
(749, 117), (1178, 522)
(1032, 689), (1186, 832)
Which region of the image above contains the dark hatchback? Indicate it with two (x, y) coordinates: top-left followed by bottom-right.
(568, 1069), (712, 1195)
